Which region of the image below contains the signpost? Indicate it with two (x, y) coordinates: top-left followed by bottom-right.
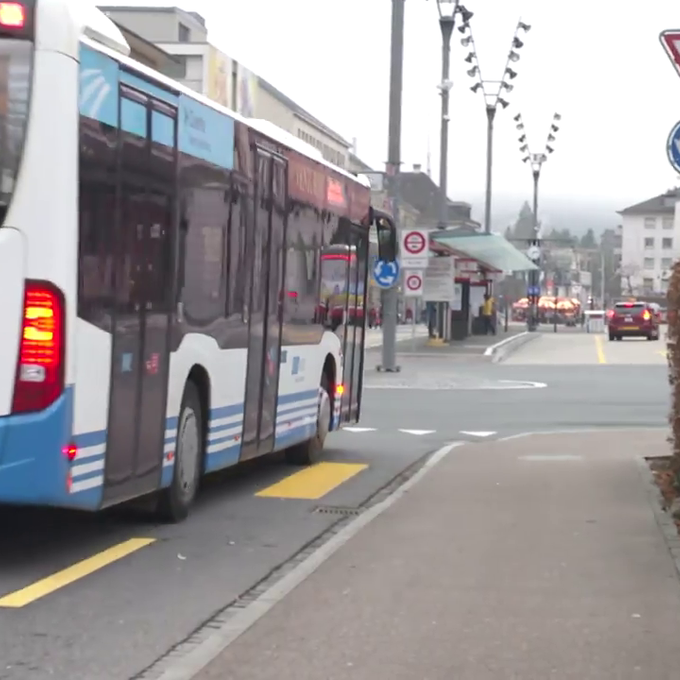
(372, 259), (400, 289)
(423, 257), (455, 302)
(404, 271), (423, 297)
(400, 229), (430, 268)
(403, 271), (423, 351)
(667, 120), (680, 173)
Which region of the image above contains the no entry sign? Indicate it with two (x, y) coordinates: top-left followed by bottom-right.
(400, 229), (430, 268)
(404, 271), (423, 297)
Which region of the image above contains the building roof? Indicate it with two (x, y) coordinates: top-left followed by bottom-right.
(618, 191), (677, 216)
(348, 153), (373, 172)
(112, 20), (179, 69)
(258, 78), (350, 148)
(98, 5), (206, 26)
(398, 172), (478, 227)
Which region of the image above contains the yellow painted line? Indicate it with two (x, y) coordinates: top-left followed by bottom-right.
(0, 538), (155, 608)
(594, 335), (606, 364)
(256, 462), (368, 500)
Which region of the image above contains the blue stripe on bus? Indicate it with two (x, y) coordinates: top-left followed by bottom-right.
(0, 388), (103, 510)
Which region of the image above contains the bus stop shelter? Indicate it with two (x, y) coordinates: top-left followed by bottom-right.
(429, 231), (538, 339)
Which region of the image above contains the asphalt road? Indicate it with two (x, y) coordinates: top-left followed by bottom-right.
(0, 327), (669, 679)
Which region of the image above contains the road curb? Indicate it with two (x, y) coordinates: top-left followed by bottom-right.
(484, 331), (539, 363)
(635, 455), (680, 582)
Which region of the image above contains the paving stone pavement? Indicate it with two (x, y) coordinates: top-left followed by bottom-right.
(191, 429), (680, 680)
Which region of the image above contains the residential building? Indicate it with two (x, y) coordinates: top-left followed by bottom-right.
(618, 190), (678, 294)
(98, 5), (352, 168)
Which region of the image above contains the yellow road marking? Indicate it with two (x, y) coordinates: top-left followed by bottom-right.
(594, 335), (606, 364)
(256, 462), (368, 500)
(0, 538), (155, 608)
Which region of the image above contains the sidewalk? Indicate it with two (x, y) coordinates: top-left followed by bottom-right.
(364, 324), (429, 349)
(193, 430), (680, 679)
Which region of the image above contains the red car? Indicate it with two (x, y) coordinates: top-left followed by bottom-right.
(607, 301), (660, 341)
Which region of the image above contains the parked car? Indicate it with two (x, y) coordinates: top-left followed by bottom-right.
(607, 301), (660, 341)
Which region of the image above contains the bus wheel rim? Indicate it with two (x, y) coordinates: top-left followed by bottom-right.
(178, 408), (199, 496)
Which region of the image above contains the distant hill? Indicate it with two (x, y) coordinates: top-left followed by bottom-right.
(461, 192), (626, 236)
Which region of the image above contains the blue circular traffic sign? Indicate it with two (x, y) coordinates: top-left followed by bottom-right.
(667, 120), (680, 173)
(372, 259), (400, 289)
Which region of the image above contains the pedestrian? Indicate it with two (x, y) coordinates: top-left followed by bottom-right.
(482, 293), (496, 335)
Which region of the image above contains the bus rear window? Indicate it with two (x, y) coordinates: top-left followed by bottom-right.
(0, 37), (32, 225)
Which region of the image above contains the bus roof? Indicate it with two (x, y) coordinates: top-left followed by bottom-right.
(75, 2), (370, 190)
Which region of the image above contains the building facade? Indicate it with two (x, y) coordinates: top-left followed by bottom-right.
(98, 5), (351, 168)
(618, 191), (678, 295)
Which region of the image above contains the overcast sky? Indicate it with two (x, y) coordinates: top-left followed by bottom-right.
(106, 0), (680, 213)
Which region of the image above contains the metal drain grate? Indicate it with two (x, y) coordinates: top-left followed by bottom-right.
(314, 505), (363, 516)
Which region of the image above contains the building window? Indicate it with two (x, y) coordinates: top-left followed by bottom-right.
(644, 237), (654, 249)
(663, 237), (673, 249)
(644, 217), (656, 229)
(662, 257), (673, 269)
(643, 257), (655, 270)
(643, 277), (654, 290)
(178, 23), (190, 42)
(663, 217), (674, 229)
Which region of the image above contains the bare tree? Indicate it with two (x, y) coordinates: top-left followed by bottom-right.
(619, 262), (640, 296)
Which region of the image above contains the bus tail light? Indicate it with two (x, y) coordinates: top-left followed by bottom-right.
(12, 281), (66, 414)
(336, 383), (345, 396)
(0, 3), (25, 28)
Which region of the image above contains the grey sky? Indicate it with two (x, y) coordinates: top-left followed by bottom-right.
(106, 0), (680, 213)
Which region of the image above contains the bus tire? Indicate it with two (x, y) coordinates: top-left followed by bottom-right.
(285, 374), (332, 466)
(157, 381), (204, 522)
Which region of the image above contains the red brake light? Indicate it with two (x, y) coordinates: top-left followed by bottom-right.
(62, 443), (77, 462)
(0, 3), (25, 28)
(606, 309), (614, 318)
(12, 281), (66, 414)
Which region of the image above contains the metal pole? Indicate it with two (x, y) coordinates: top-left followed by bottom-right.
(436, 13), (455, 341)
(379, 0), (405, 373)
(483, 105), (496, 234)
(528, 167), (540, 331)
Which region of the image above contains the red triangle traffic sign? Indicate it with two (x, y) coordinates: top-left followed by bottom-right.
(660, 30), (680, 76)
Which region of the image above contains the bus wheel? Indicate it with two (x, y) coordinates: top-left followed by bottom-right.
(157, 382), (203, 522)
(285, 376), (331, 466)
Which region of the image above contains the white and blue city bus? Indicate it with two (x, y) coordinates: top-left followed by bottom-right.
(0, 0), (397, 520)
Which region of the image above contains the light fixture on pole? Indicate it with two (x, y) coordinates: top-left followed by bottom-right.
(426, 0), (472, 342)
(514, 111), (562, 331)
(466, 17), (531, 234)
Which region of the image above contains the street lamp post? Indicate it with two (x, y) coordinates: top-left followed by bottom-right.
(465, 20), (531, 233)
(515, 111), (562, 331)
(378, 0), (406, 373)
(432, 0), (472, 341)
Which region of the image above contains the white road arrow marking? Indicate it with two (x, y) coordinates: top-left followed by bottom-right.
(398, 429), (435, 435)
(460, 431), (496, 437)
(343, 427), (377, 432)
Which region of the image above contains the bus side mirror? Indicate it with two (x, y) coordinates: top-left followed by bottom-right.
(370, 208), (398, 262)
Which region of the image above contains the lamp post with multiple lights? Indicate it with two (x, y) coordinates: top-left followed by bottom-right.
(426, 0), (473, 341)
(464, 19), (531, 233)
(514, 111), (562, 330)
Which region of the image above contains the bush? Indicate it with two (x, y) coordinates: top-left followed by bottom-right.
(668, 261), (680, 472)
